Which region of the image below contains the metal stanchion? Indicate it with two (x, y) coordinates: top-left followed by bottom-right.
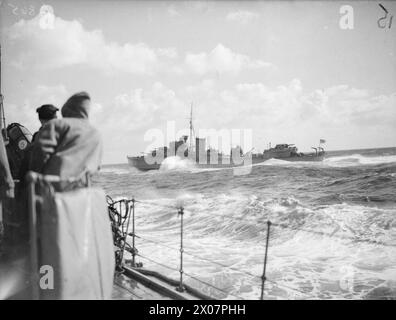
(131, 198), (136, 267)
(260, 220), (271, 300)
(120, 200), (131, 265)
(176, 207), (185, 292)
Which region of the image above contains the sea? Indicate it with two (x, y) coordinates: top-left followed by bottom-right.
(93, 147), (396, 300)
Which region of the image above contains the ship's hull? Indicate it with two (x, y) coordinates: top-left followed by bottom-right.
(260, 153), (325, 163)
(127, 153), (325, 171)
(277, 154), (325, 162)
(127, 156), (161, 171)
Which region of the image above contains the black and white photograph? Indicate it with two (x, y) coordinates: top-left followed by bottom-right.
(0, 0), (395, 305)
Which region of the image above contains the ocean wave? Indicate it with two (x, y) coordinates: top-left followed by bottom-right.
(324, 154), (396, 167)
(246, 153), (396, 169)
(130, 193), (395, 244)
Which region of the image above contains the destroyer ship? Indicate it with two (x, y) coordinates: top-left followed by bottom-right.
(127, 105), (325, 171)
(262, 143), (325, 162)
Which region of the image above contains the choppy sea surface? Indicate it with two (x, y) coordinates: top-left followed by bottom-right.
(93, 147), (396, 300)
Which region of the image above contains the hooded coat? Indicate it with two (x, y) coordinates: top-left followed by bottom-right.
(30, 93), (102, 183)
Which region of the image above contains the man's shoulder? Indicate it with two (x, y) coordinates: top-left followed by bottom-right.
(43, 118), (70, 129)
(56, 118), (100, 137)
(46, 118), (91, 129)
(42, 118), (100, 136)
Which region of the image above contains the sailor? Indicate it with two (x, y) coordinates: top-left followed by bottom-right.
(28, 92), (113, 299)
(17, 105), (58, 183)
(32, 104), (59, 142)
(29, 92), (102, 188)
(11, 105), (59, 242)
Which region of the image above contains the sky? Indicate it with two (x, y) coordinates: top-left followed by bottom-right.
(1, 0), (395, 164)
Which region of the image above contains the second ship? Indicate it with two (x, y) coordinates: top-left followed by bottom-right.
(127, 106), (325, 171)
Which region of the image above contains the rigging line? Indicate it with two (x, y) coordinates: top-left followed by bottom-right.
(134, 234), (179, 251)
(134, 234), (302, 297)
(138, 247), (310, 300)
(184, 207), (270, 230)
(134, 199), (179, 210)
(135, 237), (315, 299)
(135, 233), (362, 299)
(118, 197), (284, 234)
(136, 253), (243, 299)
(161, 209), (268, 235)
(139, 236), (276, 297)
(134, 234), (263, 280)
(107, 197), (131, 207)
(134, 234), (390, 299)
(136, 253), (180, 273)
(108, 199), (128, 206)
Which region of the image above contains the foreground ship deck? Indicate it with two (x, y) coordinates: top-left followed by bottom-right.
(1, 249), (207, 300)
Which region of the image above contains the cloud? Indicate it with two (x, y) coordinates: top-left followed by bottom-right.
(226, 81), (394, 129)
(320, 86), (395, 127)
(180, 79), (396, 151)
(184, 44), (272, 75)
(107, 78), (395, 140)
(157, 47), (179, 59)
(226, 10), (259, 24)
(5, 13), (177, 75)
(104, 80), (395, 139)
(4, 13), (273, 77)
(88, 82), (188, 162)
(98, 82), (185, 133)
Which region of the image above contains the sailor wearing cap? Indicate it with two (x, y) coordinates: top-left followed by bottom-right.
(33, 104), (59, 141)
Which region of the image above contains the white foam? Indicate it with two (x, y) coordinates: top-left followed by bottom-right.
(252, 154), (396, 168)
(159, 156), (196, 171)
(324, 154), (396, 167)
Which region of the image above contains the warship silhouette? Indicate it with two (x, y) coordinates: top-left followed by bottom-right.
(127, 105), (325, 171)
